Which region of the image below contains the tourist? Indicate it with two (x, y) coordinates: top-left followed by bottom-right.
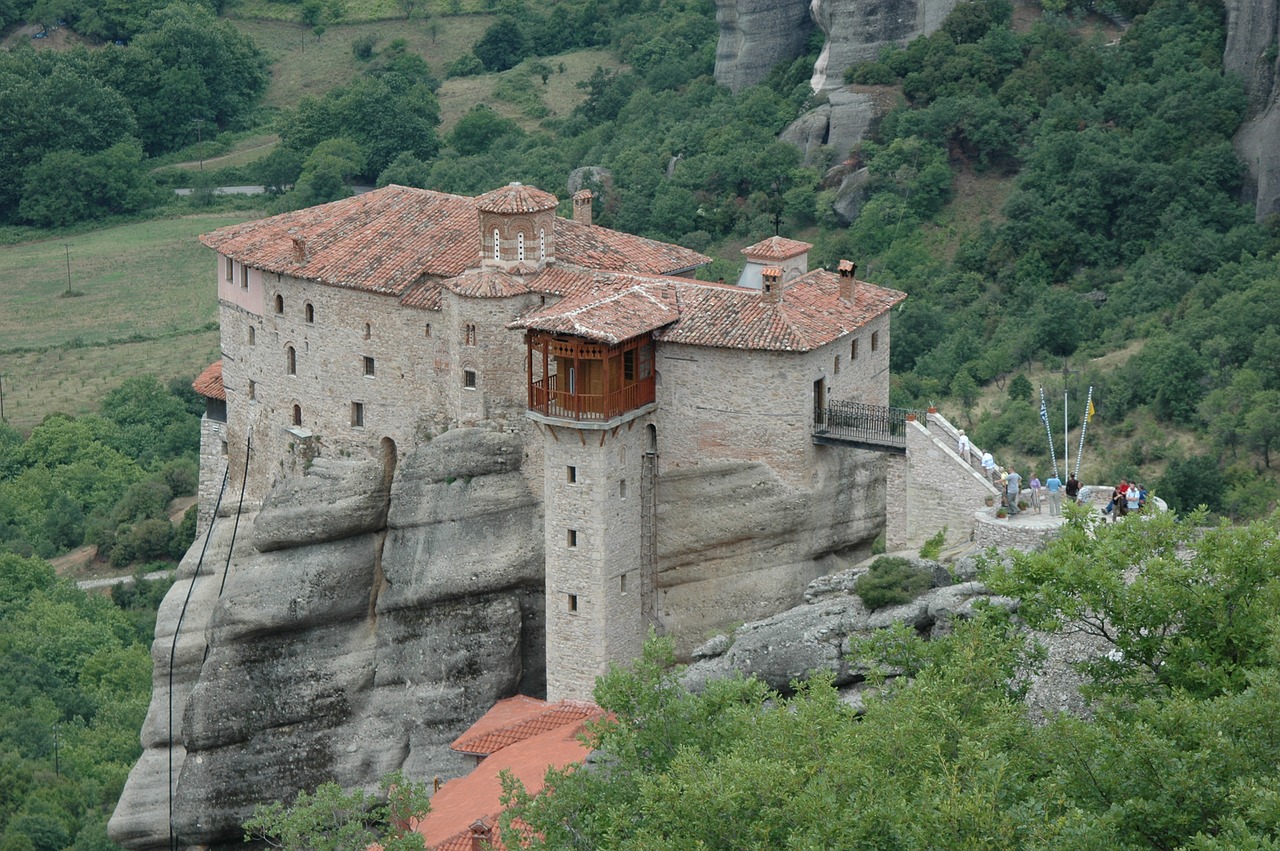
(1028, 472), (1042, 514)
(957, 429), (971, 464)
(1065, 474), (1081, 504)
(1005, 467), (1022, 516)
(1045, 472), (1063, 516)
(981, 451), (997, 482)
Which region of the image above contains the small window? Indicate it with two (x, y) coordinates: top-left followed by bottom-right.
(464, 324), (477, 347)
(248, 326), (255, 346)
(619, 574), (627, 593)
(424, 324), (432, 337)
(567, 593), (578, 612)
(567, 529), (577, 548)
(493, 228), (501, 261)
(292, 405), (302, 426)
(220, 439), (228, 456)
(274, 294), (284, 314)
(240, 265), (249, 289)
(463, 369), (477, 389)
(248, 380), (256, 400)
(363, 322), (371, 340)
(619, 479), (627, 499)
(286, 346), (296, 375)
(834, 355), (841, 375)
(517, 232), (526, 261)
(363, 356), (375, 377)
(851, 338), (859, 360)
(305, 302), (314, 324)
(567, 466), (577, 483)
(871, 331), (879, 351)
(224, 257), (234, 281)
(351, 402), (364, 427)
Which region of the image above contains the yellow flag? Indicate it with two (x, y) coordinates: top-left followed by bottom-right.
(1087, 399), (1096, 421)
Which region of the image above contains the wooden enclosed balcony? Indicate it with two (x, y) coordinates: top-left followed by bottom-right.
(526, 332), (656, 424)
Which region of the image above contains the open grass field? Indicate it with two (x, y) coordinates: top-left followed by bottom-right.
(0, 212), (262, 433)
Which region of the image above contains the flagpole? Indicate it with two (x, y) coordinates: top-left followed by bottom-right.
(1039, 386), (1059, 479)
(1064, 392), (1069, 477)
(1075, 386), (1093, 480)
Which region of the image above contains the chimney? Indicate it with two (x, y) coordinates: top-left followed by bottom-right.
(290, 235), (306, 263)
(572, 189), (593, 226)
(837, 259), (856, 302)
(761, 267), (782, 304)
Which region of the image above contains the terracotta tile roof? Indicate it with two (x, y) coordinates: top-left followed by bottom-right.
(399, 279), (442, 311)
(417, 697), (605, 851)
(475, 183), (558, 214)
(741, 235), (813, 261)
(452, 699), (601, 756)
(200, 185), (710, 296)
(192, 360), (225, 400)
(553, 218), (709, 274)
(443, 269), (532, 299)
(513, 270), (906, 351)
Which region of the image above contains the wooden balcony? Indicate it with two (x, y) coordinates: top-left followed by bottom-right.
(526, 331), (656, 426)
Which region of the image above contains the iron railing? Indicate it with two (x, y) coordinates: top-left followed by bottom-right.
(813, 401), (927, 450)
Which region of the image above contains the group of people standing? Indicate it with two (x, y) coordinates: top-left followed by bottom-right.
(1103, 480), (1147, 519)
(959, 428), (1082, 519)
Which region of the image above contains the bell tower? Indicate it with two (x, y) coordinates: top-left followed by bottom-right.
(474, 182), (558, 271)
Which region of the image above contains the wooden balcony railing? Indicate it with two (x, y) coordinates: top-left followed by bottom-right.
(529, 375), (655, 422)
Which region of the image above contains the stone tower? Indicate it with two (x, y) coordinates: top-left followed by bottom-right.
(475, 182), (558, 270)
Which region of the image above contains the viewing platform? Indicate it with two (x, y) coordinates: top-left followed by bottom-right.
(812, 401), (927, 454)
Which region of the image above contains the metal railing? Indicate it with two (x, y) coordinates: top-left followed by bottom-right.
(813, 401), (927, 451)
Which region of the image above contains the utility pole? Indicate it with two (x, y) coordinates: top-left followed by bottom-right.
(193, 118), (205, 171)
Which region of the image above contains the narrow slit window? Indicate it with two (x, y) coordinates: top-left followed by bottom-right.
(851, 338), (859, 360)
(619, 479), (627, 498)
(351, 402), (364, 427)
(274, 294), (284, 314)
(305, 302), (314, 323)
(240, 265), (249, 289)
(620, 574), (627, 593)
(567, 594), (578, 612)
(286, 346), (296, 375)
(871, 331), (879, 351)
(248, 380), (256, 400)
(248, 326), (255, 346)
(292, 405), (302, 426)
(567, 529), (577, 548)
(567, 466), (577, 483)
(364, 356), (375, 377)
(424, 323), (432, 337)
(225, 257), (234, 281)
(834, 355), (841, 374)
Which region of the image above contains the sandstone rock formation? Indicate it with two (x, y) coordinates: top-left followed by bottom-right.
(1226, 0), (1280, 220)
(111, 428), (890, 848)
(713, 0), (813, 92)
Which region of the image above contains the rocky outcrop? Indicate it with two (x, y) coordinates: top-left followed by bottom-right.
(713, 0), (813, 92)
(1225, 0), (1280, 219)
(109, 429), (545, 850)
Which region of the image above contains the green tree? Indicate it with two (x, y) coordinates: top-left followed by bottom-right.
(244, 771), (430, 850)
(448, 105), (521, 155)
(472, 17), (526, 71)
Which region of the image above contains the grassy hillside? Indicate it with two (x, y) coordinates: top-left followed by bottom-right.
(0, 213), (259, 432)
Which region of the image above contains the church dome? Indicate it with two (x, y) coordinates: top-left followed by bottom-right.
(475, 182), (558, 214)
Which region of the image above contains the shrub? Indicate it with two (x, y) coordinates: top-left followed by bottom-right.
(445, 53), (484, 79)
(352, 34), (377, 60)
(855, 556), (933, 611)
(919, 526), (947, 560)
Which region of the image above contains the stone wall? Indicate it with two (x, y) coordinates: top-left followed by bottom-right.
(196, 413), (228, 535)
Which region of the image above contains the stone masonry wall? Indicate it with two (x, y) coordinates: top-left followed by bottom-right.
(542, 417), (649, 701)
(886, 417), (996, 551)
(196, 414), (228, 535)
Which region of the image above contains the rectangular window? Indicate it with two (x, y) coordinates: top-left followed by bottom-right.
(240, 265), (249, 289)
(463, 369), (477, 389)
(424, 324), (432, 337)
(834, 355), (841, 375)
(851, 338), (859, 360)
(623, 349), (635, 382)
(619, 479), (627, 498)
(351, 402), (364, 427)
(566, 466), (577, 483)
(567, 594), (578, 612)
(871, 331), (879, 352)
(620, 574), (627, 593)
(225, 257), (234, 281)
(248, 380), (256, 400)
(248, 326), (255, 346)
(363, 356), (375, 377)
(567, 529), (577, 548)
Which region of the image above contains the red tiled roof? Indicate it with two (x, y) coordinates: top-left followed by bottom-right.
(443, 269), (532, 299)
(192, 360), (224, 400)
(741, 235), (813, 261)
(475, 183), (558, 214)
(512, 270), (905, 351)
(452, 700), (601, 756)
(417, 697), (605, 851)
(201, 185), (710, 295)
(399, 279), (442, 311)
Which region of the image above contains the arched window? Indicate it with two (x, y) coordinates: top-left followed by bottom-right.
(464, 324), (477, 347)
(492, 228), (501, 261)
(274, 294), (284, 314)
(517, 232), (526, 261)
(286, 346), (296, 375)
(305, 302), (314, 323)
(364, 322), (371, 340)
(539, 229), (546, 261)
(248, 326), (255, 346)
(292, 405), (302, 426)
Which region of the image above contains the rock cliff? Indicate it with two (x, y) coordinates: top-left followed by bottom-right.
(1226, 0), (1280, 219)
(111, 429), (888, 848)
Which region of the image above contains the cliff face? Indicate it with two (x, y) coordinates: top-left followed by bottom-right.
(110, 428), (887, 849)
(1225, 0), (1280, 219)
(714, 0), (960, 93)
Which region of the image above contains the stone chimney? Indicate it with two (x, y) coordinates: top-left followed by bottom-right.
(289, 233), (306, 263)
(469, 819), (493, 851)
(761, 266), (782, 304)
(837, 259), (856, 302)
(572, 189), (593, 226)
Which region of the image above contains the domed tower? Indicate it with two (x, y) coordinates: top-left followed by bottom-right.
(474, 182), (559, 272)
